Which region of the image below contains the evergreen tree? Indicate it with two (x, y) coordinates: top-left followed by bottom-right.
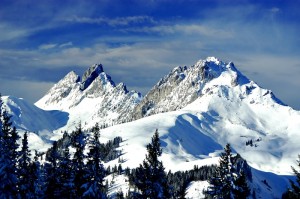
(206, 143), (250, 199)
(72, 123), (87, 197)
(282, 155), (300, 199)
(82, 123), (107, 198)
(134, 129), (170, 199)
(30, 151), (46, 198)
(58, 146), (76, 198)
(0, 96), (20, 198)
(233, 171), (250, 199)
(115, 190), (125, 199)
(45, 141), (61, 198)
(206, 143), (234, 198)
(17, 131), (33, 198)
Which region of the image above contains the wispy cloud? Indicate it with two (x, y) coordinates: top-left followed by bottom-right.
(122, 24), (233, 38)
(65, 15), (156, 26)
(38, 42), (73, 50)
(0, 23), (32, 42)
(270, 7), (280, 14)
(59, 41), (73, 48)
(39, 43), (58, 50)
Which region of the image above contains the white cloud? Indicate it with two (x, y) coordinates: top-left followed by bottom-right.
(38, 43), (58, 50)
(122, 23), (233, 38)
(59, 41), (73, 48)
(270, 7), (280, 14)
(65, 15), (156, 26)
(38, 42), (73, 50)
(0, 23), (32, 42)
(0, 79), (53, 103)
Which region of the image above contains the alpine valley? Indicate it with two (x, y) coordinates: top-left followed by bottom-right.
(2, 57), (300, 198)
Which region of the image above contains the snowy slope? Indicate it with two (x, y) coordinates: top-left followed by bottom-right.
(98, 109), (295, 198)
(35, 63), (142, 131)
(2, 96), (68, 134)
(1, 96), (62, 152)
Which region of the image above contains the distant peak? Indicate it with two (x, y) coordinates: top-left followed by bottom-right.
(60, 71), (80, 84)
(205, 56), (220, 63)
(81, 63), (104, 90)
(116, 82), (128, 93)
(82, 63), (104, 82)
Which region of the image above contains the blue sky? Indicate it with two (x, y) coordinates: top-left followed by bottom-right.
(0, 0), (299, 109)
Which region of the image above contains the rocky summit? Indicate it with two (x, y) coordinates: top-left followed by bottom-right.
(35, 63), (142, 130)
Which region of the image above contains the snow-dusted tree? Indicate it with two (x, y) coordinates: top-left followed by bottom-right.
(0, 95), (20, 198)
(45, 141), (61, 198)
(115, 190), (125, 199)
(17, 131), (32, 198)
(82, 123), (107, 198)
(58, 146), (76, 198)
(134, 129), (170, 199)
(282, 155), (300, 199)
(206, 143), (250, 199)
(207, 143), (234, 198)
(30, 151), (46, 198)
(233, 171), (250, 199)
(72, 123), (87, 197)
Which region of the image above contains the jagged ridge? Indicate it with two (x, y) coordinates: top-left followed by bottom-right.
(35, 63), (142, 130)
(130, 57), (252, 120)
(34, 57), (287, 131)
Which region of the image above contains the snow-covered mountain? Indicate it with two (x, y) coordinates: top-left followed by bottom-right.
(35, 63), (142, 131)
(2, 57), (300, 198)
(2, 96), (68, 134)
(131, 57), (284, 119)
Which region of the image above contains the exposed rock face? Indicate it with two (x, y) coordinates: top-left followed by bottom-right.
(35, 63), (142, 130)
(130, 57), (249, 120)
(80, 64), (105, 90)
(35, 71), (80, 107)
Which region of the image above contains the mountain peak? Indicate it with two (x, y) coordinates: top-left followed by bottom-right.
(131, 57), (281, 120)
(65, 70), (81, 83)
(205, 56), (220, 63)
(81, 63), (104, 90)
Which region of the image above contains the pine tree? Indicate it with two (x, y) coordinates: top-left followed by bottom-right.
(115, 190), (125, 199)
(233, 171), (250, 199)
(134, 129), (170, 199)
(17, 131), (33, 198)
(206, 143), (250, 199)
(58, 146), (76, 198)
(45, 141), (61, 198)
(0, 95), (20, 198)
(72, 123), (87, 197)
(30, 151), (46, 198)
(282, 155), (300, 199)
(206, 144), (234, 198)
(82, 123), (107, 198)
